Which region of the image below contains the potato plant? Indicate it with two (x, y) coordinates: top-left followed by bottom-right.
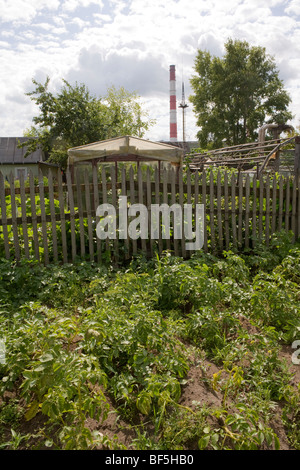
(0, 233), (299, 450)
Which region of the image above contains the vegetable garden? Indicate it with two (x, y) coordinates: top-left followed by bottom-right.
(0, 230), (299, 450)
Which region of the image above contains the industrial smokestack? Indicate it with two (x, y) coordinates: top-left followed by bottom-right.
(169, 65), (177, 142)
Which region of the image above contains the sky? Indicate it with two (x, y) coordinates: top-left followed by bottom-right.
(0, 0), (299, 144)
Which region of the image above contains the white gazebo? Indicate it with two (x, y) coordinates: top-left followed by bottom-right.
(67, 135), (184, 179)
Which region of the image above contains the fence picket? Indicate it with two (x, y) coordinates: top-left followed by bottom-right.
(278, 175), (284, 232)
(48, 169), (58, 262)
(146, 166), (153, 257)
(66, 168), (77, 262)
(58, 170), (68, 263)
(271, 174), (277, 236)
(185, 167), (192, 257)
(258, 174), (264, 242)
(238, 172), (243, 247)
(29, 171), (40, 261)
(285, 176), (290, 233)
(121, 166), (130, 259)
(83, 169), (94, 262)
(101, 166), (109, 256)
(217, 170), (223, 250)
(0, 172), (10, 259)
(265, 174), (270, 246)
(231, 173), (237, 249)
(252, 174), (257, 247)
(138, 165), (147, 255)
(171, 167), (179, 257)
(201, 170), (207, 252)
(110, 165), (118, 262)
(155, 167), (163, 255)
(224, 171), (229, 250)
(129, 166), (137, 255)
(76, 167), (86, 259)
(292, 175), (297, 242)
(38, 169), (49, 265)
(245, 174), (250, 249)
(163, 168), (170, 251)
(8, 172), (20, 260)
(19, 171), (30, 258)
(209, 171), (215, 251)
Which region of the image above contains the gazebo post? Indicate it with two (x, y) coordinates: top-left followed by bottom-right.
(158, 160), (161, 182)
(115, 160), (118, 183)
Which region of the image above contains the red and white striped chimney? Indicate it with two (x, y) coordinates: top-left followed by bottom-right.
(169, 65), (177, 142)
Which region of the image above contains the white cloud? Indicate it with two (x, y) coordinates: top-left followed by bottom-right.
(62, 0), (103, 12)
(285, 0), (300, 16)
(0, 0), (60, 24)
(0, 0), (37, 23)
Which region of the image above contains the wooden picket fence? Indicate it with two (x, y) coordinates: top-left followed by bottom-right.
(0, 165), (299, 265)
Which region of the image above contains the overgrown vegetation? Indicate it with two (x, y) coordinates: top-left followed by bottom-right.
(0, 233), (299, 450)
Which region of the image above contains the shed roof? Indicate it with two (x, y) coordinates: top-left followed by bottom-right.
(0, 137), (43, 164)
(67, 135), (184, 166)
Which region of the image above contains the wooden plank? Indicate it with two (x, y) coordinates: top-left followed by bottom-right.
(224, 171), (229, 250)
(154, 167), (163, 255)
(101, 166), (110, 255)
(66, 168), (77, 263)
(271, 174), (277, 237)
(201, 170), (207, 252)
(146, 166), (153, 257)
(186, 167), (191, 205)
(238, 172), (243, 247)
(57, 170), (68, 264)
(92, 163), (101, 263)
(291, 175), (297, 242)
(252, 174), (257, 248)
(185, 167), (192, 257)
(231, 173), (237, 250)
(285, 176), (290, 233)
(76, 167), (86, 259)
(38, 169), (49, 265)
(171, 167), (179, 257)
(110, 165), (118, 263)
(121, 166), (130, 259)
(29, 171), (40, 261)
(209, 171), (215, 252)
(138, 165), (147, 255)
(48, 169), (58, 262)
(163, 168), (171, 251)
(129, 166), (137, 255)
(84, 169), (94, 262)
(0, 172), (10, 259)
(19, 171), (30, 258)
(8, 172), (20, 260)
(278, 175), (284, 232)
(217, 170), (223, 251)
(258, 174), (264, 243)
(265, 174), (270, 246)
(244, 174), (250, 249)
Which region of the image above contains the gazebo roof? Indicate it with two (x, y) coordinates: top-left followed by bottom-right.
(67, 135), (183, 165)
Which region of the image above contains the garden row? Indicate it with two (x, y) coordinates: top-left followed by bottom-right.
(0, 231), (299, 450)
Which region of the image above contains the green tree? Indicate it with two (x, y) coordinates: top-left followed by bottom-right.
(190, 39), (293, 149)
(20, 77), (155, 169)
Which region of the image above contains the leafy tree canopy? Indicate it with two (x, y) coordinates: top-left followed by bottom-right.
(20, 77), (155, 169)
(189, 38), (293, 149)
